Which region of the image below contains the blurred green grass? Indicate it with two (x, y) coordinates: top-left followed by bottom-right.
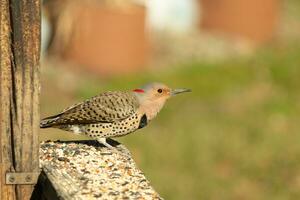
(41, 43), (300, 200)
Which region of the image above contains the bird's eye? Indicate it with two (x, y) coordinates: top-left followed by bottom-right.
(157, 89), (163, 93)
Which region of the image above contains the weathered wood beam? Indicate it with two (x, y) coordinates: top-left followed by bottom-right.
(0, 0), (41, 199)
(0, 0), (15, 198)
(37, 141), (162, 200)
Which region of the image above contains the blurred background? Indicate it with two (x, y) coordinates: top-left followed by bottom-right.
(40, 0), (300, 199)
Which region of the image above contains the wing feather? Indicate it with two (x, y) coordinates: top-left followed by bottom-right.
(40, 91), (139, 127)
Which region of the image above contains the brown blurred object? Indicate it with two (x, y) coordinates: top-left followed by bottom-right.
(44, 1), (149, 75)
(200, 0), (280, 44)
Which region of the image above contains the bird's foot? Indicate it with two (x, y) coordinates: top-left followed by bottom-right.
(97, 138), (116, 154)
(97, 138), (113, 148)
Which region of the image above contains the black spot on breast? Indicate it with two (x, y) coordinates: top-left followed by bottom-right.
(138, 114), (148, 129)
(109, 99), (114, 106)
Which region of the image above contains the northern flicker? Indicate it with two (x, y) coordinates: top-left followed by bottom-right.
(40, 82), (190, 147)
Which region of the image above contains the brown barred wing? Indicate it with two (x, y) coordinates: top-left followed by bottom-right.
(40, 91), (139, 128)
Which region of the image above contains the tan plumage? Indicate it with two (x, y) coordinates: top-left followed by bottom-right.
(41, 91), (139, 126)
(41, 83), (191, 147)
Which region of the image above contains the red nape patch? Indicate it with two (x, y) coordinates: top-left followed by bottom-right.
(133, 89), (145, 93)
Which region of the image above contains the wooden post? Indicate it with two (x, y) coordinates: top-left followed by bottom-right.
(0, 0), (41, 199)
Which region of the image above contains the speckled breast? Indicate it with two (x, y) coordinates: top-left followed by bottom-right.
(83, 113), (146, 138)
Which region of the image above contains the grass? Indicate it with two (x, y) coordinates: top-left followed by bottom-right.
(40, 42), (300, 200)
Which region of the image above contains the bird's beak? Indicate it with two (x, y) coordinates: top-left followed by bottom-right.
(171, 88), (191, 96)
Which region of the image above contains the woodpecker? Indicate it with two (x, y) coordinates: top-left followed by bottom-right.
(40, 82), (191, 147)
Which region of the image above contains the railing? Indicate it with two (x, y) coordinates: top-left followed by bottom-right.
(33, 140), (162, 200)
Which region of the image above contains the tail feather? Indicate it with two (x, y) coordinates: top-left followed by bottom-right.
(40, 114), (62, 128)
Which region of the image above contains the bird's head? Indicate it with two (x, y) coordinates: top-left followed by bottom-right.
(132, 82), (191, 119)
(133, 82), (191, 101)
